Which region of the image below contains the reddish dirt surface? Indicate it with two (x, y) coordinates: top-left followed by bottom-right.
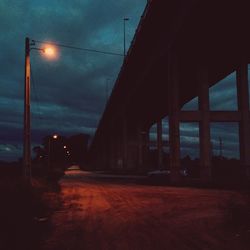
(42, 170), (250, 250)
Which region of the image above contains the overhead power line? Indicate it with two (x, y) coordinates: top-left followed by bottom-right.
(32, 39), (124, 57)
(30, 64), (44, 123)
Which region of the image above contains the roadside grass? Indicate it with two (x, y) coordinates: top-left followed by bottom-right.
(221, 193), (250, 248)
(225, 198), (250, 229)
(0, 176), (60, 250)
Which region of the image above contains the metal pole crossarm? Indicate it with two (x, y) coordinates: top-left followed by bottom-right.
(32, 39), (124, 57)
(30, 47), (45, 52)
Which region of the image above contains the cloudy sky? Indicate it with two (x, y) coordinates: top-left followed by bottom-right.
(0, 0), (247, 162)
(0, 0), (147, 161)
(149, 71), (245, 160)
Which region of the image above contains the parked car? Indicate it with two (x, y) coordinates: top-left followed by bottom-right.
(147, 169), (171, 177)
(147, 169), (188, 178)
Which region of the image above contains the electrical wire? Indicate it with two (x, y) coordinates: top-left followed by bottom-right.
(30, 64), (43, 123)
(31, 63), (65, 136)
(29, 38), (122, 138)
(32, 39), (123, 57)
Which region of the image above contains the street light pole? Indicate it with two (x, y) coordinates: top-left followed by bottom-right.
(48, 134), (58, 170)
(23, 37), (31, 180)
(48, 137), (51, 171)
(123, 18), (129, 59)
(23, 38), (58, 181)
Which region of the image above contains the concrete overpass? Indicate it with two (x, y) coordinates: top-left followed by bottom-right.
(89, 0), (250, 181)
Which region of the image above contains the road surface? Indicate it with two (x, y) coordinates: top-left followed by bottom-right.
(42, 170), (250, 250)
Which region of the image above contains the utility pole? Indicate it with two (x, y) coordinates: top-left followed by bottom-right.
(219, 137), (223, 158)
(48, 137), (51, 171)
(123, 18), (129, 59)
(23, 38), (58, 181)
(23, 37), (57, 181)
(157, 120), (163, 169)
(23, 37), (31, 181)
(48, 134), (58, 170)
(210, 141), (214, 159)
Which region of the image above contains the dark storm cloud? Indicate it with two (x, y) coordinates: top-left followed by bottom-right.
(30, 51), (123, 113)
(0, 0), (146, 161)
(0, 0), (247, 162)
(150, 116), (239, 158)
(182, 72), (238, 111)
(209, 72), (238, 111)
(182, 97), (198, 110)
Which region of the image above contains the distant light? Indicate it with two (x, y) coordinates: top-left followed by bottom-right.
(63, 145), (67, 149)
(53, 134), (58, 139)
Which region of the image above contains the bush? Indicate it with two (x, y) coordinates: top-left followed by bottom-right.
(0, 177), (53, 250)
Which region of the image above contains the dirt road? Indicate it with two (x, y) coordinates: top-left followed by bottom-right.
(42, 170), (250, 250)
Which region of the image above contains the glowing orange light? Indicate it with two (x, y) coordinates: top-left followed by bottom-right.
(42, 45), (58, 60)
(45, 47), (54, 55)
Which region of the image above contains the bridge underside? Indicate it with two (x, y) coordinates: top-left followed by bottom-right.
(89, 0), (250, 181)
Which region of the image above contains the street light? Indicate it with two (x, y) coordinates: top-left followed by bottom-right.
(48, 134), (58, 170)
(42, 45), (58, 60)
(53, 134), (58, 139)
(23, 37), (58, 181)
(123, 18), (129, 59)
(23, 36), (121, 180)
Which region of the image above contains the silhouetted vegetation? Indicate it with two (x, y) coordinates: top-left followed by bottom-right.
(0, 177), (60, 250)
(146, 150), (248, 186)
(0, 160), (22, 178)
(32, 133), (89, 175)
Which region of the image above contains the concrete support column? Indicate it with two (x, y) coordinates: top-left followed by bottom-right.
(168, 54), (181, 182)
(110, 120), (118, 169)
(137, 125), (143, 168)
(237, 62), (250, 178)
(122, 117), (128, 169)
(104, 129), (112, 170)
(198, 66), (211, 181)
(140, 129), (150, 169)
(109, 138), (115, 169)
(102, 136), (108, 170)
(106, 140), (111, 169)
(157, 120), (163, 169)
